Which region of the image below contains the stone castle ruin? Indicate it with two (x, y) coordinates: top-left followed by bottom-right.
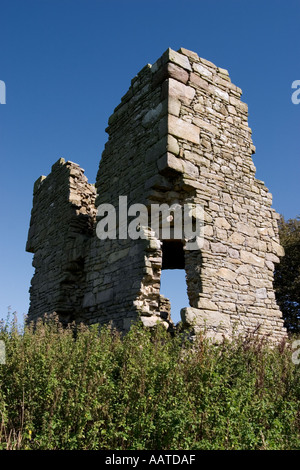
(26, 47), (287, 341)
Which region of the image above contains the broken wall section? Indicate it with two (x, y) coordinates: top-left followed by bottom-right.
(82, 58), (174, 330)
(26, 158), (97, 323)
(156, 48), (286, 340)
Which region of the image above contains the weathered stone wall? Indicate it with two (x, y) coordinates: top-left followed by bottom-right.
(81, 60), (170, 330)
(26, 158), (97, 323)
(26, 47), (287, 341)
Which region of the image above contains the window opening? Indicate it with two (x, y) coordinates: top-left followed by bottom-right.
(160, 240), (189, 324)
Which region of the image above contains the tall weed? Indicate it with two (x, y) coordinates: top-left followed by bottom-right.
(0, 315), (299, 450)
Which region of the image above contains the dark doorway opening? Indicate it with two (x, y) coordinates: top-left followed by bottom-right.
(161, 240), (185, 270)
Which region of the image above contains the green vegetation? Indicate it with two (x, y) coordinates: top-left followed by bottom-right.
(275, 216), (300, 333)
(0, 315), (300, 450)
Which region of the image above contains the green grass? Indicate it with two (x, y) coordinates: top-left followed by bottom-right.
(0, 314), (300, 450)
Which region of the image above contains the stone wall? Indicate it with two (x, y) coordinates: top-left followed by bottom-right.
(26, 158), (97, 323)
(26, 47), (287, 341)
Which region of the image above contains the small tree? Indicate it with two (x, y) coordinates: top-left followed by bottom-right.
(274, 215), (300, 333)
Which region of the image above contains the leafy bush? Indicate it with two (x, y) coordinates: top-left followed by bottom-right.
(274, 215), (300, 332)
(0, 314), (300, 450)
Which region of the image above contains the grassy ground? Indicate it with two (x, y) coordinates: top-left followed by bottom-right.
(0, 314), (299, 450)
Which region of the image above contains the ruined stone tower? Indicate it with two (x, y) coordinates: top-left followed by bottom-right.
(26, 47), (287, 341)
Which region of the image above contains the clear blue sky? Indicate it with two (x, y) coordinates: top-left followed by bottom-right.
(0, 0), (299, 324)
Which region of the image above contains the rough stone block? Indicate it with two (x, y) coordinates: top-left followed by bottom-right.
(168, 96), (181, 117)
(240, 250), (265, 268)
(167, 62), (189, 84)
(179, 47), (199, 61)
(216, 267), (237, 281)
(167, 135), (180, 155)
(193, 117), (219, 136)
(181, 307), (231, 330)
(96, 288), (114, 304)
(168, 115), (200, 144)
(157, 152), (184, 174)
(163, 48), (192, 71)
(168, 78), (195, 106)
(192, 62), (213, 79)
(83, 292), (95, 308)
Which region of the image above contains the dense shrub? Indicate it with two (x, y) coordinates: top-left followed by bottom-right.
(0, 314), (300, 450)
(274, 215), (300, 332)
